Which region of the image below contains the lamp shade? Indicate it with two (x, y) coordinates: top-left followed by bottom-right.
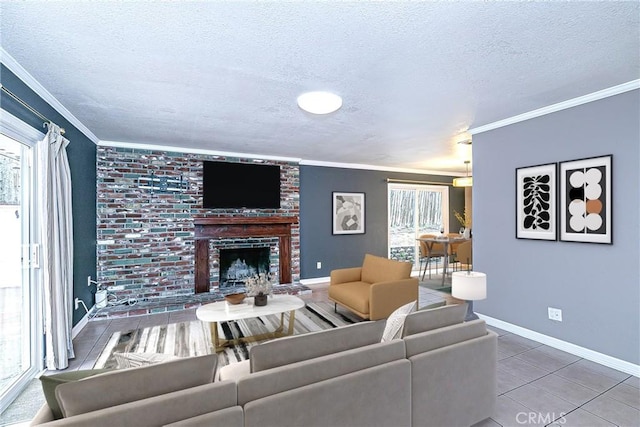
(452, 271), (487, 301)
(452, 176), (473, 187)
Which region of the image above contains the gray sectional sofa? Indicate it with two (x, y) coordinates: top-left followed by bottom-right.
(32, 303), (497, 427)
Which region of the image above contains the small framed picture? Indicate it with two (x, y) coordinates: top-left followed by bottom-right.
(332, 192), (365, 235)
(559, 155), (612, 244)
(516, 163), (557, 240)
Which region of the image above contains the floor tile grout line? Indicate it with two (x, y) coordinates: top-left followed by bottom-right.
(498, 354), (586, 397)
(500, 355), (636, 427)
(578, 376), (638, 414)
(497, 369), (603, 427)
(498, 359), (581, 404)
(551, 358), (632, 394)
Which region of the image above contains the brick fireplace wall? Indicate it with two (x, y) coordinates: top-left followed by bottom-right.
(96, 146), (300, 302)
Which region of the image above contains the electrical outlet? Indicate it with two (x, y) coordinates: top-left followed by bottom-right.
(316, 262), (322, 269)
(548, 307), (562, 322)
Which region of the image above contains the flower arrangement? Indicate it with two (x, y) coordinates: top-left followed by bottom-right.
(454, 209), (471, 228)
(245, 272), (273, 297)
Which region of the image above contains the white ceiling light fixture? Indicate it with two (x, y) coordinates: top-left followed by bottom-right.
(453, 160), (473, 187)
(297, 91), (343, 115)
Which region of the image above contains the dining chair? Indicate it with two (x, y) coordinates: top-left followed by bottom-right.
(448, 233), (463, 270)
(418, 234), (447, 280)
(455, 240), (472, 271)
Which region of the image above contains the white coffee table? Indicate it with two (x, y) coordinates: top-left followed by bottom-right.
(196, 294), (305, 352)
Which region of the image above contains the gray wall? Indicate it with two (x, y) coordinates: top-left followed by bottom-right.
(1, 65), (97, 326)
(473, 90), (639, 364)
(299, 165), (464, 278)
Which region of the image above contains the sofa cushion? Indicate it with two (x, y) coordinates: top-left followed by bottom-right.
(39, 369), (112, 420)
(327, 281), (371, 315)
(409, 331), (497, 427)
(402, 303), (467, 337)
(381, 300), (417, 342)
(239, 340), (406, 405)
(164, 406), (244, 427)
(404, 319), (488, 357)
(361, 254), (412, 284)
(55, 354), (218, 418)
(250, 320), (385, 372)
(243, 360), (411, 427)
(38, 381), (239, 427)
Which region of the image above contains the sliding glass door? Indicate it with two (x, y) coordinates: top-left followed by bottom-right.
(388, 183), (449, 269)
(0, 119), (42, 413)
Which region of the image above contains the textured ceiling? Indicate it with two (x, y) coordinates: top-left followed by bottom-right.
(1, 1), (638, 173)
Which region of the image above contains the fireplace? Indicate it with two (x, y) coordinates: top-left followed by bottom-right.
(193, 217), (298, 293)
(219, 247), (271, 290)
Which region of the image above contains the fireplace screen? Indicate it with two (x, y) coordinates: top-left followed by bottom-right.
(219, 247), (271, 289)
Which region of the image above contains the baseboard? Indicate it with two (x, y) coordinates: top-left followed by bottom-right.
(300, 276), (330, 285)
(71, 310), (90, 339)
(479, 314), (640, 377)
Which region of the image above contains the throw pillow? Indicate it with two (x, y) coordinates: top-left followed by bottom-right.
(40, 369), (112, 419)
(381, 300), (417, 342)
(113, 352), (180, 369)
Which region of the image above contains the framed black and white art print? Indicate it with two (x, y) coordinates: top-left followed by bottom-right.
(516, 163), (557, 240)
(559, 155), (612, 244)
(332, 192), (365, 235)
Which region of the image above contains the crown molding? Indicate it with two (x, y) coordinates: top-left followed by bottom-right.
(299, 159), (457, 176)
(469, 79), (640, 135)
(99, 140), (303, 163)
(0, 48), (100, 144)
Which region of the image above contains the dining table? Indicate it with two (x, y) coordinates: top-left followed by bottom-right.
(417, 235), (470, 286)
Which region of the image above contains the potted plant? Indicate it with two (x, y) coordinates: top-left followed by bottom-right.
(454, 209), (472, 238)
(245, 273), (273, 306)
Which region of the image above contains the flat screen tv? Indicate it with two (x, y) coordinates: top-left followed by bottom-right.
(202, 161), (281, 209)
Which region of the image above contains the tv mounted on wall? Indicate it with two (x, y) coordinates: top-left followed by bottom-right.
(202, 161), (281, 209)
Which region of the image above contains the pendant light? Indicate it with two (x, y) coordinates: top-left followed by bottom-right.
(453, 160), (473, 187)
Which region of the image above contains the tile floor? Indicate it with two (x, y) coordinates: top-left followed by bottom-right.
(4, 285), (639, 426)
(479, 326), (639, 427)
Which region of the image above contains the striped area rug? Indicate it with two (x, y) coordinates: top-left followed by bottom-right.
(94, 301), (361, 370)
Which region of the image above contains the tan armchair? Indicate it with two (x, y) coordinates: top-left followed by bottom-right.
(328, 254), (418, 320)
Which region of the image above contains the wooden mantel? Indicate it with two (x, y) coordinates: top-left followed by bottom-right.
(193, 217), (298, 294)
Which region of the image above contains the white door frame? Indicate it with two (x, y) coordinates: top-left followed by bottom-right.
(0, 111), (44, 412)
(387, 182), (450, 267)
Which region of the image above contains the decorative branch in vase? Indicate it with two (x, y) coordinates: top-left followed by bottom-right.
(245, 273), (274, 306)
(454, 209), (472, 238)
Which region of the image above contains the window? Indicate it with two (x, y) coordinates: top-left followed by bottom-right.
(388, 183), (449, 269)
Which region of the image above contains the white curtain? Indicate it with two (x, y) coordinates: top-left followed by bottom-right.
(38, 123), (75, 370)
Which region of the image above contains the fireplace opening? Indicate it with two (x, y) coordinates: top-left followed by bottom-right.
(219, 247), (271, 290)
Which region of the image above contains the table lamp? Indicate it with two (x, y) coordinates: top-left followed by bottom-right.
(451, 271), (487, 321)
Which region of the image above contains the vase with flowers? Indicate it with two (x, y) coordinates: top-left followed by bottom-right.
(454, 209), (472, 239)
(245, 272), (274, 306)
